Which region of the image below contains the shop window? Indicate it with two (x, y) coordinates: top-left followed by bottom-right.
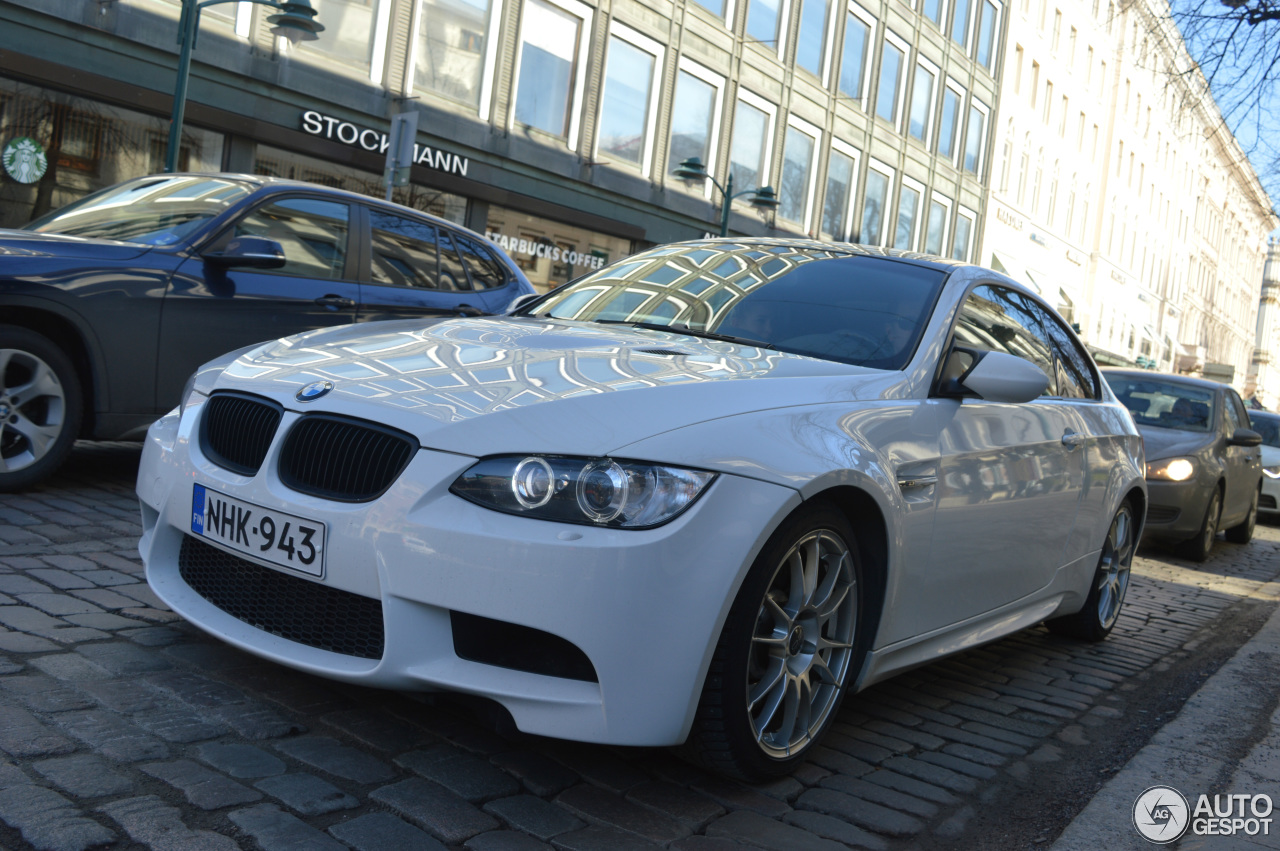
(875, 33), (907, 127)
(484, 204), (631, 292)
(778, 120), (818, 228)
(936, 82), (962, 160)
(597, 26), (663, 175)
(727, 93), (774, 198)
(234, 198), (351, 280)
(667, 63), (723, 181)
(821, 143), (858, 240)
(925, 194), (949, 255)
(413, 0), (495, 107)
(908, 59), (937, 143)
(893, 179), (922, 249)
(963, 100), (988, 174)
(859, 161), (892, 245)
(514, 0), (591, 144)
(837, 6), (873, 104)
(795, 0), (832, 78)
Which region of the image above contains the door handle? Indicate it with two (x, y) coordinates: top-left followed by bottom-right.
(1061, 432), (1086, 448)
(315, 295), (355, 310)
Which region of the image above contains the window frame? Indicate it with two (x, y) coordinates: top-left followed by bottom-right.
(727, 89), (778, 208)
(962, 97), (989, 176)
(668, 58), (727, 202)
(936, 78), (965, 164)
(794, 0), (840, 84)
(858, 158), (896, 246)
(836, 1), (878, 112)
(952, 204), (976, 261)
(894, 174), (925, 250)
(875, 29), (911, 131)
(820, 137), (862, 241)
(509, 0), (595, 149)
(907, 55), (940, 146)
(746, 0), (794, 54)
(407, 0), (506, 112)
(975, 0), (1000, 69)
(924, 191), (952, 256)
(594, 22), (666, 178)
(778, 114), (823, 231)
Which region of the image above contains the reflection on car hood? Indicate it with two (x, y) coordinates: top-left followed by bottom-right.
(0, 229), (152, 260)
(211, 317), (891, 457)
(1137, 423), (1216, 460)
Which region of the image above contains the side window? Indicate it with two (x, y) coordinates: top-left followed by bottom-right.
(954, 284), (1055, 396)
(453, 233), (509, 291)
(234, 198), (350, 279)
(1223, 391), (1245, 433)
(437, 229), (473, 292)
(1030, 301), (1099, 399)
(369, 210), (439, 289)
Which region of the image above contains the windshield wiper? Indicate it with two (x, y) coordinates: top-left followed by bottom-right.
(591, 319), (774, 349)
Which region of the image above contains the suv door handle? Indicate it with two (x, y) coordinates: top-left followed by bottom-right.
(315, 295), (355, 310)
(1062, 431), (1086, 448)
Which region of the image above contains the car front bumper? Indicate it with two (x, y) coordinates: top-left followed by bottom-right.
(137, 393), (800, 747)
(1261, 471), (1280, 518)
(1141, 478), (1215, 541)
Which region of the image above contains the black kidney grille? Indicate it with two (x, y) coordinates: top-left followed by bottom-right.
(279, 415), (417, 502)
(179, 535), (384, 659)
(201, 393), (283, 476)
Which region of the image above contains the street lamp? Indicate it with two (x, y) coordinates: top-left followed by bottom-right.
(165, 0), (323, 173)
(673, 157), (779, 237)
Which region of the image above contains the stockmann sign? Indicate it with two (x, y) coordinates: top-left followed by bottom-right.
(301, 111), (469, 177)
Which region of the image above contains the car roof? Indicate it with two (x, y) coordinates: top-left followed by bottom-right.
(1101, 368), (1229, 393)
(165, 172), (462, 221)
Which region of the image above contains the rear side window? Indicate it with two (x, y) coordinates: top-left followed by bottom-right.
(234, 198), (350, 279)
(437, 229), (474, 292)
(954, 284), (1055, 396)
(369, 210), (439, 289)
(454, 234), (509, 290)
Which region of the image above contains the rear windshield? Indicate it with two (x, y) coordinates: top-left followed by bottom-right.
(26, 176), (253, 246)
(1249, 413), (1280, 447)
(522, 242), (948, 370)
(1107, 376), (1215, 433)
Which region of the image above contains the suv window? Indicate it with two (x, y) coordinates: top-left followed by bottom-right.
(954, 284), (1055, 396)
(369, 210), (440, 289)
(234, 197), (350, 279)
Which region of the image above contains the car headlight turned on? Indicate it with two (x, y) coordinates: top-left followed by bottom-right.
(1147, 457), (1196, 482)
(1264, 465), (1280, 479)
(452, 455), (717, 528)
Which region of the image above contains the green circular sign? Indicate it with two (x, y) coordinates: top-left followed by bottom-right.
(2, 137), (48, 184)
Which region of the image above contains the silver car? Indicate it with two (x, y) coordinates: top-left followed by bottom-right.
(1105, 369), (1264, 560)
(1247, 410), (1280, 521)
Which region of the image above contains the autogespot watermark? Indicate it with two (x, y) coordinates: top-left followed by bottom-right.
(1133, 785), (1274, 843)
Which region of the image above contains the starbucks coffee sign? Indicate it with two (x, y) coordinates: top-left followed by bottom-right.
(2, 137), (47, 184)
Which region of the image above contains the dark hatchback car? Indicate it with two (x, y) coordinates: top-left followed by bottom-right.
(1104, 369), (1263, 560)
(0, 173), (534, 490)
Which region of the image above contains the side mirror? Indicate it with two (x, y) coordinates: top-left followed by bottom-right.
(941, 348), (1049, 403)
(1228, 427), (1263, 448)
(505, 292), (541, 314)
(204, 236), (287, 269)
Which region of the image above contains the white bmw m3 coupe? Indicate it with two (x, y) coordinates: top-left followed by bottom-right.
(137, 239), (1146, 780)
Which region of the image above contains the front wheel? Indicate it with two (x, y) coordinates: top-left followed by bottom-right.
(1224, 487), (1258, 545)
(683, 502), (866, 781)
(1047, 500), (1136, 642)
(1178, 488), (1221, 563)
(0, 326), (83, 492)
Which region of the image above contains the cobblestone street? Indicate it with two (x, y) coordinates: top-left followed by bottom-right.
(1, 442), (1278, 851)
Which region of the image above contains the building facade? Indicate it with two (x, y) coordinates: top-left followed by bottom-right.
(978, 0), (1276, 388)
(1, 0), (1005, 291)
(1246, 238), (1280, 411)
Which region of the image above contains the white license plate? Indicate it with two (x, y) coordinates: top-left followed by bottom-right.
(191, 484), (326, 577)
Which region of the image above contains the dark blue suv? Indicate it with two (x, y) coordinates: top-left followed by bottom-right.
(0, 174), (534, 490)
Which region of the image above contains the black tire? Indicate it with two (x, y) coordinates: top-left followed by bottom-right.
(683, 501), (868, 781)
(1047, 500), (1136, 642)
(1224, 487), (1259, 545)
(1177, 487), (1221, 563)
(0, 325), (82, 492)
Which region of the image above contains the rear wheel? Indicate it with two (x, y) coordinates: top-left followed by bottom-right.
(684, 502), (866, 781)
(1047, 500), (1135, 641)
(1224, 487), (1258, 545)
(1177, 488), (1221, 563)
(0, 326), (82, 492)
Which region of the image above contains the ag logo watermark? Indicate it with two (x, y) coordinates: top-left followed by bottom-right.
(1133, 786), (1189, 843)
(1133, 786), (1274, 843)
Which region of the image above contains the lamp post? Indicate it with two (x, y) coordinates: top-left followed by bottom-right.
(672, 156), (779, 237)
(165, 0), (323, 173)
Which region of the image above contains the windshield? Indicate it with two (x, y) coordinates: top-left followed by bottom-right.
(1108, 376), (1216, 433)
(1249, 413), (1280, 447)
(25, 175), (254, 246)
(524, 242), (947, 370)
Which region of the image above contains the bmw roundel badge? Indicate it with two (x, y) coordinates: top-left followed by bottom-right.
(296, 380), (334, 402)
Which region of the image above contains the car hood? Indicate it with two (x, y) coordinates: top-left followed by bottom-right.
(0, 229), (153, 260)
(1137, 424), (1216, 460)
(206, 316), (896, 458)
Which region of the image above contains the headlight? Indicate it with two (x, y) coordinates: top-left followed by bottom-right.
(1264, 465), (1280, 479)
(1147, 457), (1196, 482)
(451, 455), (717, 528)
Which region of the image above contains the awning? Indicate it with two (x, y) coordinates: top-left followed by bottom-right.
(989, 252), (1042, 294)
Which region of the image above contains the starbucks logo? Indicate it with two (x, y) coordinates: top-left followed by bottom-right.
(2, 137), (48, 184)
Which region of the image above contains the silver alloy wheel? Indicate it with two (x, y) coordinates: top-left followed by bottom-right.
(747, 529), (857, 758)
(0, 348), (67, 474)
(1096, 504), (1135, 630)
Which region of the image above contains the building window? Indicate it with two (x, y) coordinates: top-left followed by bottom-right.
(597, 26), (662, 175)
(963, 100), (987, 174)
(838, 6), (874, 103)
(795, 0), (833, 78)
(513, 0), (591, 145)
(668, 62), (723, 182)
(747, 0), (787, 48)
(859, 161), (893, 244)
(925, 193), (950, 255)
(936, 81), (963, 160)
(876, 32), (908, 127)
(952, 206), (975, 260)
(894, 178), (922, 249)
(412, 0), (495, 107)
(779, 119), (820, 228)
(950, 0), (971, 47)
(299, 0), (387, 80)
(908, 59), (937, 143)
(728, 92), (775, 197)
(691, 0), (728, 16)
(821, 142), (859, 239)
(922, 0), (945, 26)
(976, 0), (999, 68)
